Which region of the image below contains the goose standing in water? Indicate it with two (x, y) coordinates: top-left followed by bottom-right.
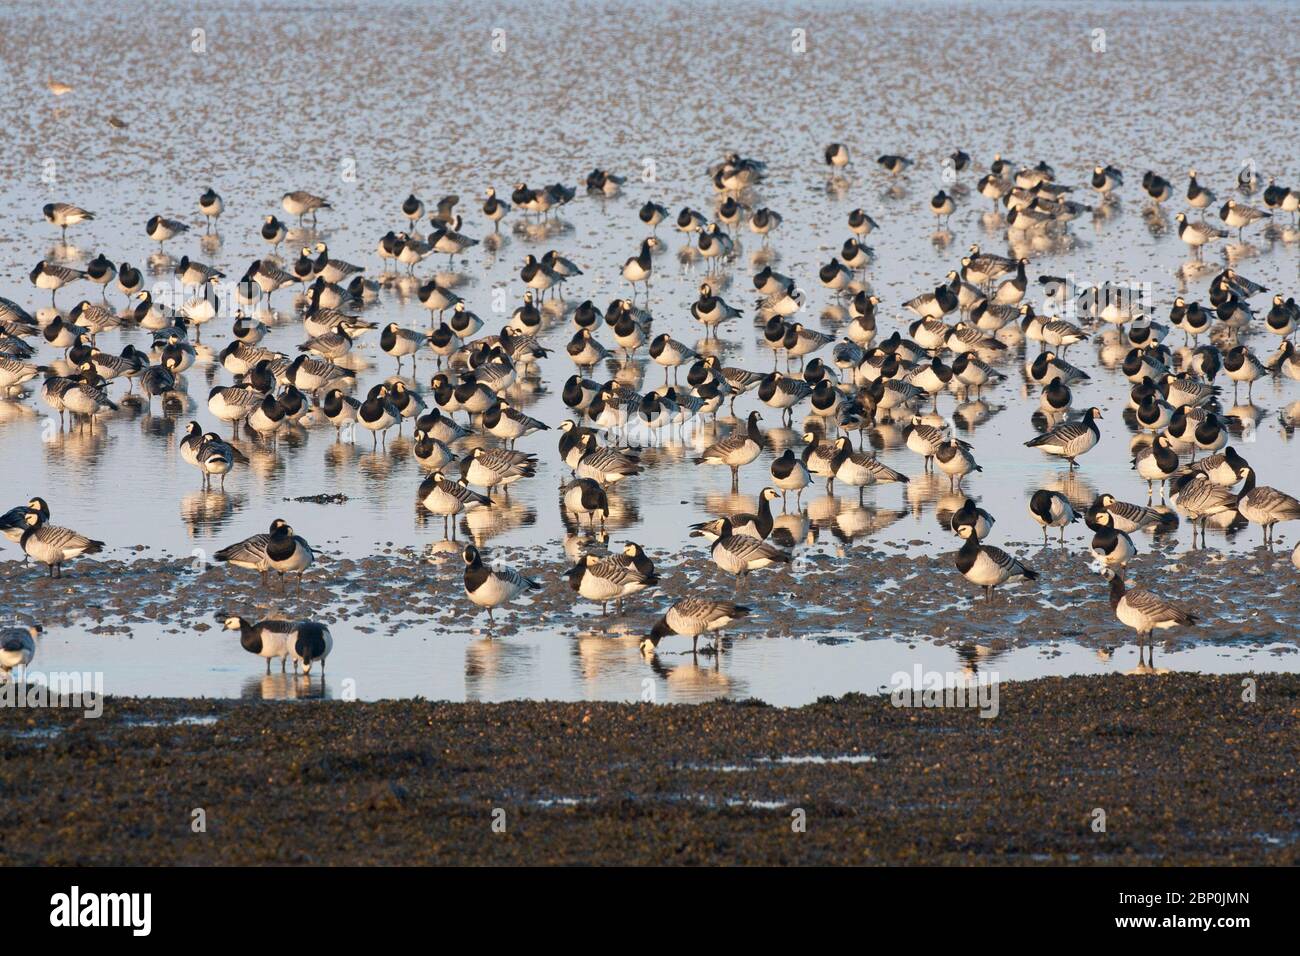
(222, 615), (293, 673)
(1024, 406), (1102, 468)
(420, 472), (491, 539)
(1168, 473), (1239, 547)
(1235, 465), (1300, 546)
(769, 448), (811, 508)
(1028, 489), (1077, 544)
(288, 621), (333, 677)
(43, 202), (94, 242)
(281, 190), (331, 225)
(265, 522), (315, 593)
(694, 411), (763, 488)
(564, 548), (660, 616)
(622, 238), (657, 296)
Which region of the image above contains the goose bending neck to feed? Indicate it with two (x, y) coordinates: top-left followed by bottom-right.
(641, 598), (750, 656)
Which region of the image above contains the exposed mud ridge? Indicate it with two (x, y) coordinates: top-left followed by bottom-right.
(1, 543), (1295, 652)
(0, 674), (1296, 865)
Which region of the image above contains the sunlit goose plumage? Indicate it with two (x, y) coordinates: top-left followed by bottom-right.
(640, 598), (750, 655)
(1235, 465), (1300, 545)
(1107, 572), (1196, 641)
(565, 547), (659, 616)
(462, 545), (542, 622)
(19, 511), (104, 577)
(1024, 406), (1102, 468)
(954, 526), (1037, 599)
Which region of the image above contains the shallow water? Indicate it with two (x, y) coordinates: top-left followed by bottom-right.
(21, 614), (1300, 706)
(1, 0), (1299, 702)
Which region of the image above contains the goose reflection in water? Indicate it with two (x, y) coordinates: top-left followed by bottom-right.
(241, 672), (330, 701)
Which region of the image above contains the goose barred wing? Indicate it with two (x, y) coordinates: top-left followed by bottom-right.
(722, 533), (789, 562)
(442, 477), (491, 506)
(498, 565), (542, 591)
(214, 533), (270, 566)
(914, 423), (946, 444)
(32, 523), (103, 553)
(702, 429), (750, 458)
(1247, 486), (1300, 518)
(583, 447), (639, 471)
(722, 368), (764, 391)
(854, 454), (908, 483)
(595, 556), (653, 586)
(0, 354), (36, 376)
(1126, 588), (1196, 626)
(480, 448), (535, 470)
(903, 291), (935, 312)
(1110, 499), (1161, 527)
(1183, 480), (1237, 510)
(981, 543), (1032, 578)
(610, 554), (658, 585)
(1027, 418), (1089, 447)
(670, 598), (749, 628)
(782, 378), (813, 399)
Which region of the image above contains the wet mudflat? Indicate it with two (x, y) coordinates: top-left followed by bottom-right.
(1, 674), (1296, 865)
(2, 0), (1300, 703)
(2, 542), (1296, 703)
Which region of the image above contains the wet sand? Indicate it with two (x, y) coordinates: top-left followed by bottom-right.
(2, 674), (1296, 865)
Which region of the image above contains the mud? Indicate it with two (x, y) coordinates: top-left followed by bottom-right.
(2, 541), (1294, 650)
(1, 674), (1295, 865)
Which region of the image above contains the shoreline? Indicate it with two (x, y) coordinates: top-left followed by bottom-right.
(2, 673), (1296, 865)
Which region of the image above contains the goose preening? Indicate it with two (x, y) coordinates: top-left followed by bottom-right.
(43, 202), (94, 242)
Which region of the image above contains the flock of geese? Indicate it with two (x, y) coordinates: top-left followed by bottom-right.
(4, 145), (1300, 684)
